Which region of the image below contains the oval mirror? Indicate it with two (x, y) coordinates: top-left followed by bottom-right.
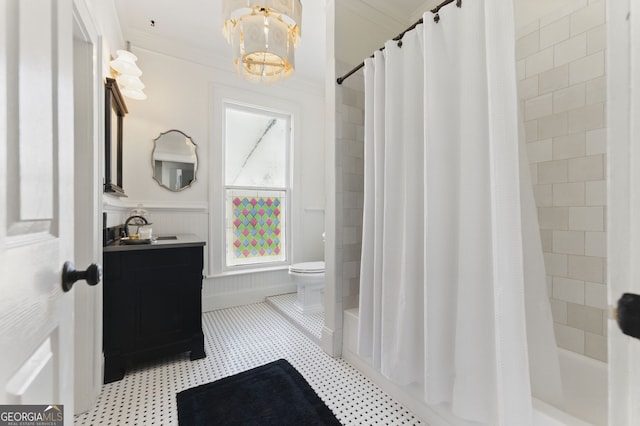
(152, 130), (198, 191)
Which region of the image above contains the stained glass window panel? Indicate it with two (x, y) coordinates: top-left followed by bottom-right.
(226, 190), (286, 266)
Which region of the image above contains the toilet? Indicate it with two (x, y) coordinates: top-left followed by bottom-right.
(288, 261), (325, 314)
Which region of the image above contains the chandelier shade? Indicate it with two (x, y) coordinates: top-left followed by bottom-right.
(222, 0), (302, 84)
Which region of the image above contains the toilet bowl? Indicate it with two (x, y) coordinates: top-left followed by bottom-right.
(288, 261), (325, 314)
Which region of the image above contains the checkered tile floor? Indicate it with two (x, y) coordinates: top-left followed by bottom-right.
(266, 292), (323, 344)
(74, 302), (424, 425)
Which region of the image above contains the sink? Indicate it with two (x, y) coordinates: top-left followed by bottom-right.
(156, 236), (178, 241)
(120, 237), (152, 245)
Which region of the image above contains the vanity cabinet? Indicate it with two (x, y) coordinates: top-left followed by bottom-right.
(103, 237), (206, 383)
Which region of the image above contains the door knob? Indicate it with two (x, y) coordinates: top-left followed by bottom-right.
(61, 261), (102, 292)
(616, 293), (640, 339)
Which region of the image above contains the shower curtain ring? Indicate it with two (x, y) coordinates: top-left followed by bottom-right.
(456, 0), (462, 7)
(433, 13), (440, 23)
(397, 40), (403, 48)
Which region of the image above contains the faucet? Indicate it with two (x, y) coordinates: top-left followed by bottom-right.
(123, 215), (149, 237)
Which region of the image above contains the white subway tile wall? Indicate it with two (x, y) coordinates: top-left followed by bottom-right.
(554, 33), (587, 67)
(517, 0), (607, 361)
(533, 184), (554, 207)
(553, 133), (586, 160)
(586, 128), (606, 155)
(337, 70), (365, 310)
(527, 139), (553, 163)
(519, 76), (540, 100)
(553, 182), (585, 206)
(540, 16), (571, 49)
(554, 276), (586, 304)
(540, 65), (570, 94)
(553, 83), (586, 113)
(526, 47), (555, 77)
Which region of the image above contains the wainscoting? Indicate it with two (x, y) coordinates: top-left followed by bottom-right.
(103, 199), (296, 312)
(204, 269), (295, 312)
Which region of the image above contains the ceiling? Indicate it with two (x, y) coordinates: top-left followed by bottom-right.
(113, 0), (329, 84)
(362, 0), (436, 24)
(112, 0), (561, 85)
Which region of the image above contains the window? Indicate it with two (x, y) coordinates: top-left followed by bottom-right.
(224, 104), (290, 268)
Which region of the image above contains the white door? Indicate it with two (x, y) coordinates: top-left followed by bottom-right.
(72, 0), (103, 415)
(0, 0), (79, 424)
(608, 0), (640, 425)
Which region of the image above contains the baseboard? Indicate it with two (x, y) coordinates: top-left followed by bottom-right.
(202, 283), (297, 312)
(321, 325), (342, 357)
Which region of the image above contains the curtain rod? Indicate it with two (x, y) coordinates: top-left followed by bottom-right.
(336, 0), (461, 85)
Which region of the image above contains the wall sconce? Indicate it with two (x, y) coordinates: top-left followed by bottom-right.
(222, 0), (302, 84)
(110, 49), (147, 100)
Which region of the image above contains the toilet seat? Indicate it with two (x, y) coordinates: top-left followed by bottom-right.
(289, 261), (325, 274)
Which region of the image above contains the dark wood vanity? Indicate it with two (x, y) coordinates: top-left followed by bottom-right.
(102, 234), (206, 383)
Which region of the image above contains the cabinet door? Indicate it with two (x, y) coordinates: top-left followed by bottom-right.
(113, 247), (202, 352)
(102, 252), (136, 357)
(135, 274), (198, 350)
(130, 247), (202, 352)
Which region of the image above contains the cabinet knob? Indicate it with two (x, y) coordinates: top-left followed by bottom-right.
(61, 261), (102, 292)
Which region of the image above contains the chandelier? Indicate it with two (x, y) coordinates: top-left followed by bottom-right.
(222, 0), (302, 83)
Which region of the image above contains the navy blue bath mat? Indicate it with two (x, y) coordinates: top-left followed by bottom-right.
(176, 359), (342, 425)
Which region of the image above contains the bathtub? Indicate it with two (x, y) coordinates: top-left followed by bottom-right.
(533, 347), (607, 426)
(343, 308), (607, 426)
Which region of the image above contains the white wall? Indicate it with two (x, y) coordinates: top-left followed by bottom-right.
(107, 46), (326, 311)
(83, 0), (123, 84)
(81, 0), (126, 230)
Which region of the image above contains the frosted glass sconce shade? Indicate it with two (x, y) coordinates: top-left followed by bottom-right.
(110, 49), (147, 100)
(110, 50), (142, 76)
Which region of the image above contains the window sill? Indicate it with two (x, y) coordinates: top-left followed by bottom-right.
(206, 264), (289, 279)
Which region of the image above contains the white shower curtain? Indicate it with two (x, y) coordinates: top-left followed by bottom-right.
(357, 1), (561, 424)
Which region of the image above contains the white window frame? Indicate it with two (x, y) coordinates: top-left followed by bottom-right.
(223, 103), (291, 270)
(209, 85), (298, 277)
